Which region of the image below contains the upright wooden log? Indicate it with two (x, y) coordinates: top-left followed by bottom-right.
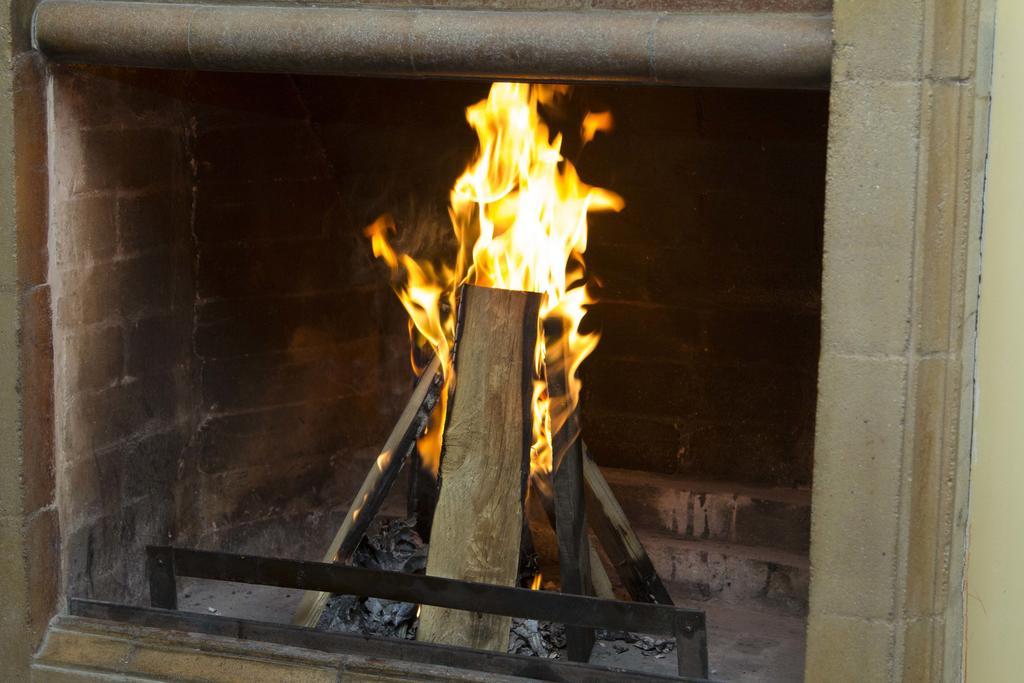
(417, 284), (540, 652)
(583, 443), (675, 605)
(291, 354), (444, 628)
(544, 317), (595, 662)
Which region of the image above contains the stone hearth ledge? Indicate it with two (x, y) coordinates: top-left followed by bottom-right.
(32, 0), (832, 89)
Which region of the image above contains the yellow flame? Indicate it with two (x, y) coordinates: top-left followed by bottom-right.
(367, 82), (623, 475)
(530, 573), (543, 591)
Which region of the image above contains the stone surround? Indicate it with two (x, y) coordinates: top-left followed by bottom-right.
(0, 0), (996, 681)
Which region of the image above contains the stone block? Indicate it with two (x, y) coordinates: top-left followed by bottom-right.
(53, 265), (117, 328)
(53, 195), (117, 268)
(584, 241), (707, 302)
(691, 492), (736, 542)
(583, 357), (704, 419)
(34, 628), (133, 672)
(189, 71), (308, 129)
(0, 517), (30, 675)
(704, 308), (821, 365)
(54, 66), (187, 130)
(114, 251), (179, 320)
(124, 314), (190, 378)
(31, 665), (124, 682)
(925, 0), (977, 80)
(20, 285), (56, 516)
(915, 83), (969, 354)
(431, 0), (585, 7)
(55, 251), (178, 327)
(603, 473), (690, 535)
(584, 191), (703, 250)
(193, 178), (335, 245)
(641, 532), (809, 612)
(127, 647), (338, 682)
(177, 452), (352, 546)
(734, 497), (812, 553)
(707, 419), (808, 488)
(14, 58), (50, 288)
(833, 0), (925, 81)
(810, 353), (906, 619)
(903, 357), (955, 618)
(592, 0), (829, 9)
(820, 81), (920, 355)
(194, 292), (383, 359)
(196, 238), (347, 300)
(61, 374), (179, 458)
(805, 614), (894, 681)
(195, 124), (327, 185)
(700, 188), (823, 262)
(200, 338), (380, 414)
(25, 509), (60, 649)
(122, 429), (184, 502)
(694, 88), (830, 142)
(192, 393), (385, 476)
(899, 614), (940, 681)
(702, 361), (817, 421)
(586, 302), (703, 361)
(78, 127), (184, 193)
(117, 190), (190, 254)
(62, 324), (123, 393)
(583, 412), (689, 474)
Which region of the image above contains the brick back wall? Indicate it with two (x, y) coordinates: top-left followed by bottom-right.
(49, 68), (414, 603)
(49, 70), (824, 605)
(50, 66), (194, 603)
(578, 87), (826, 486)
(177, 72), (409, 555)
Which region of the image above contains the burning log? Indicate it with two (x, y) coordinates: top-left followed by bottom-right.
(543, 317), (595, 662)
(530, 471), (615, 601)
(416, 284), (541, 652)
(583, 443), (674, 605)
(291, 354), (444, 628)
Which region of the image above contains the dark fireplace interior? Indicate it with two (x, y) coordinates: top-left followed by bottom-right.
(50, 65), (825, 677)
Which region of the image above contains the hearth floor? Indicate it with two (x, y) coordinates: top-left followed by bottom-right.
(176, 579), (806, 681)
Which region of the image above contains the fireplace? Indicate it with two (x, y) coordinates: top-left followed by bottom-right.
(41, 66), (823, 678)
(1, 0), (991, 681)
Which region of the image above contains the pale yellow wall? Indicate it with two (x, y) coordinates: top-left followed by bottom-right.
(965, 2), (1024, 679)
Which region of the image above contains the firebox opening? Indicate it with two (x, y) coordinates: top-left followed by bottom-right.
(50, 66), (825, 681)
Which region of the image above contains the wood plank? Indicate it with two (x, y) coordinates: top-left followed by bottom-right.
(291, 354), (444, 628)
(544, 317), (595, 662)
(416, 284), (541, 652)
(582, 444), (675, 605)
(529, 471), (615, 600)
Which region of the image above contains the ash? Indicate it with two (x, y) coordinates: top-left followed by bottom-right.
(317, 517), (426, 639)
(317, 517), (675, 659)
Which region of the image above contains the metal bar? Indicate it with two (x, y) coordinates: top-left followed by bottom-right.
(70, 599), (710, 682)
(33, 0), (832, 90)
(153, 546), (707, 661)
(146, 546), (177, 610)
(675, 612), (710, 679)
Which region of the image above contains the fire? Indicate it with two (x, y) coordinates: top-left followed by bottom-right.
(367, 82), (623, 475)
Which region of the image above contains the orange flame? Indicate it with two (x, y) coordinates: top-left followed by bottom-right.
(367, 82), (623, 475)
